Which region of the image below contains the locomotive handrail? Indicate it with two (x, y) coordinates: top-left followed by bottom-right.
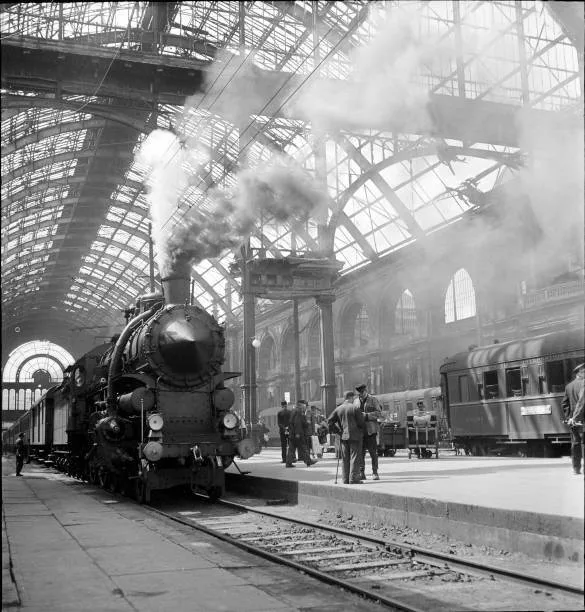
(107, 304), (159, 413)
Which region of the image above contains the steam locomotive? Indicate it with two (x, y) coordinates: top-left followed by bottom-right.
(3, 274), (255, 502)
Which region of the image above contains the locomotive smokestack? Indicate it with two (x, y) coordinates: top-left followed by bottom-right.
(161, 260), (191, 305)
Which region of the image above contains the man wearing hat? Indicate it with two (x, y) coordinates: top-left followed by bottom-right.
(328, 391), (365, 484)
(277, 400), (291, 463)
(286, 400), (317, 468)
(562, 363), (584, 475)
(355, 383), (382, 480)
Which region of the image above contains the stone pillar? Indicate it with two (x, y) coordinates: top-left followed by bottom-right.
(293, 299), (302, 402)
(317, 295), (336, 417)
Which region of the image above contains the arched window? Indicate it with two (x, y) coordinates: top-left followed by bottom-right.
(395, 289), (417, 334)
(445, 268), (476, 323)
(282, 328), (295, 371)
(3, 341), (74, 382)
(258, 336), (277, 374)
(341, 303), (370, 348)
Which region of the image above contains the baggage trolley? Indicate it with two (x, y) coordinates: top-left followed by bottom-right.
(407, 411), (439, 459)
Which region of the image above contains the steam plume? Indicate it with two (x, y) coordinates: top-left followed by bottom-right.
(138, 129), (327, 277)
(165, 154), (327, 273)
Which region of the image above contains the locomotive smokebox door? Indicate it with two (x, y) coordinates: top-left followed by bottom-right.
(138, 305), (225, 387)
(159, 318), (214, 373)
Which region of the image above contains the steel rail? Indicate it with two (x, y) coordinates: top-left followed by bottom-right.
(217, 498), (585, 598)
(145, 505), (433, 612)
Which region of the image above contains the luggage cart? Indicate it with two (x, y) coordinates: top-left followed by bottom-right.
(377, 421), (406, 457)
(407, 411), (439, 459)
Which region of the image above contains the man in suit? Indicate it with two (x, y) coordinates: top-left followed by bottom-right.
(286, 400), (317, 468)
(277, 400), (290, 463)
(15, 433), (26, 477)
(328, 391), (365, 484)
(355, 383), (382, 480)
(562, 363), (584, 475)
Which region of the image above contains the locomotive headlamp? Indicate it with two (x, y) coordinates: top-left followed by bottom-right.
(142, 441), (163, 462)
(148, 413), (164, 431)
(222, 411), (239, 430)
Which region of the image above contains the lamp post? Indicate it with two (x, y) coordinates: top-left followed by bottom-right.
(241, 242), (258, 431)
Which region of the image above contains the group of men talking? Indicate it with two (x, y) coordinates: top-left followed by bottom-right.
(276, 398), (318, 467)
(276, 383), (381, 483)
(328, 384), (381, 484)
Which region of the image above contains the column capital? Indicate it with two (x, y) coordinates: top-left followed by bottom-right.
(316, 294), (335, 306)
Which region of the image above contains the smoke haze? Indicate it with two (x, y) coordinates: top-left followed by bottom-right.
(289, 6), (452, 133)
(515, 108), (584, 277)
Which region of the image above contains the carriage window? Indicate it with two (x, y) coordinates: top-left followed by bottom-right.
(406, 401), (413, 412)
(546, 361), (565, 393)
(458, 375), (470, 402)
(477, 383), (484, 400)
(483, 370), (499, 398)
(506, 368), (522, 397)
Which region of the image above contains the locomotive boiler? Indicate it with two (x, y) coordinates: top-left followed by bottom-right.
(16, 272), (255, 503)
(86, 273), (254, 501)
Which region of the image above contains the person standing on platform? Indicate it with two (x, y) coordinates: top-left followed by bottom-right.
(286, 400), (317, 468)
(328, 391), (365, 484)
(356, 383), (382, 480)
(258, 418), (270, 448)
(562, 363), (584, 475)
(277, 400), (291, 463)
(15, 432), (26, 477)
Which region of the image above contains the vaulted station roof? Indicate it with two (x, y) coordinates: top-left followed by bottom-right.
(1, 1), (583, 357)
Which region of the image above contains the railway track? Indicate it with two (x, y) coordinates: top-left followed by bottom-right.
(148, 496), (584, 612)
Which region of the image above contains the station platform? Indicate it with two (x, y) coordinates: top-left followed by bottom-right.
(226, 447), (584, 564)
(0, 457), (378, 612)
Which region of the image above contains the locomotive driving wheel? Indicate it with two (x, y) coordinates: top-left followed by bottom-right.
(207, 486), (222, 502)
(97, 467), (109, 489)
(88, 464), (98, 485)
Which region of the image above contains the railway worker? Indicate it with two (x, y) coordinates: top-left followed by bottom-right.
(286, 400), (317, 468)
(328, 391), (365, 484)
(562, 363), (584, 475)
(355, 383), (382, 480)
(277, 400), (291, 463)
(15, 432), (26, 477)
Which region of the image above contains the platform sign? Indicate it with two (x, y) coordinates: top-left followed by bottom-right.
(520, 404), (551, 415)
(231, 255), (344, 300)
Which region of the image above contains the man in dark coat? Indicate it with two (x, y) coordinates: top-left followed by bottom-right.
(562, 363), (584, 475)
(15, 432), (26, 477)
(355, 383), (382, 480)
(328, 391), (365, 484)
(277, 400), (291, 463)
(286, 400), (317, 467)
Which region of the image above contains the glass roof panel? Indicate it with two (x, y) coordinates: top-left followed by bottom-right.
(1, 1), (581, 332)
